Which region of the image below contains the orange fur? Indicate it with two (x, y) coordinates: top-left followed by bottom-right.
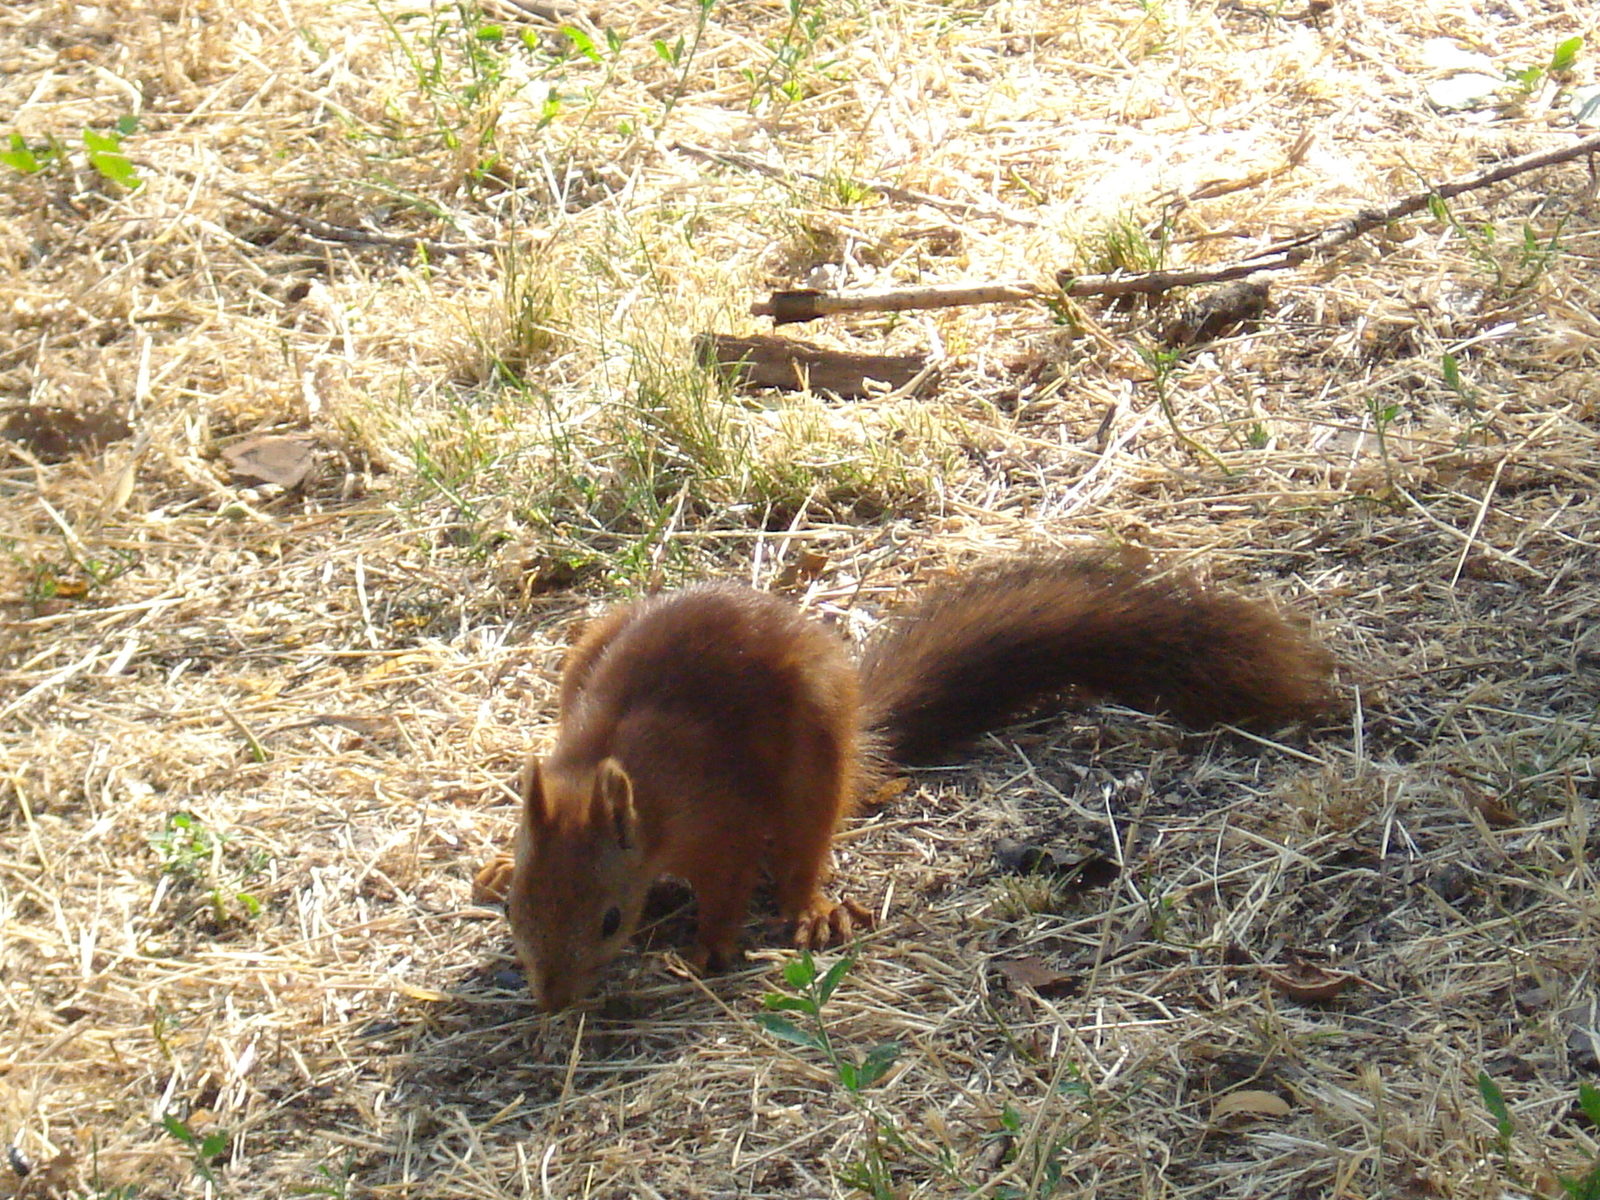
(475, 553), (1338, 1010)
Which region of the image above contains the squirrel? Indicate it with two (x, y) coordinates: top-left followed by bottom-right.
(472, 551), (1338, 1011)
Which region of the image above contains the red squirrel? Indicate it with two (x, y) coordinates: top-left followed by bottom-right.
(473, 552), (1337, 1010)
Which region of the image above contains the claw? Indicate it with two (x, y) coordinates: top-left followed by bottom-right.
(792, 896), (874, 950)
(472, 852), (515, 905)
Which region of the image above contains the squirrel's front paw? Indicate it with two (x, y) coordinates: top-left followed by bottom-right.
(472, 852), (515, 905)
(792, 896), (874, 950)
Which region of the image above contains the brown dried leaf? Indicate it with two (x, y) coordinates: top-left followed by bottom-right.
(865, 775), (912, 807)
(1165, 280), (1272, 347)
(221, 434), (317, 488)
(994, 956), (1079, 998)
(993, 838), (1119, 891)
(772, 550), (830, 591)
(694, 332), (927, 397)
(1210, 1089), (1292, 1123)
(1472, 792), (1521, 827)
(1264, 962), (1356, 1003)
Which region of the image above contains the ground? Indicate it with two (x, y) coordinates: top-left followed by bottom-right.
(2, 0), (1599, 1197)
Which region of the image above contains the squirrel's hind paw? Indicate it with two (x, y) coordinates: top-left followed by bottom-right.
(472, 852), (515, 905)
(792, 897), (874, 950)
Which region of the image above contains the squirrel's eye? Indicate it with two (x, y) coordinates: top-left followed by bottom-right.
(600, 907), (622, 939)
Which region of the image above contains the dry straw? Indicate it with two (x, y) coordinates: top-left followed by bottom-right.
(2, 0), (1599, 1197)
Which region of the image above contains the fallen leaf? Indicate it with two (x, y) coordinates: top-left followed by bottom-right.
(493, 538), (593, 595)
(994, 957), (1080, 998)
(1472, 792), (1520, 827)
(865, 775), (911, 807)
(993, 838), (1119, 890)
(1165, 280), (1271, 347)
(1425, 72), (1506, 111)
(1514, 985), (1553, 1013)
(221, 434), (316, 488)
(1210, 1089), (1292, 1123)
(773, 550), (829, 591)
(1264, 962), (1356, 1003)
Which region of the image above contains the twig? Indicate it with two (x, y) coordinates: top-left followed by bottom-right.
(226, 188), (502, 256)
(1061, 128), (1600, 296)
(673, 142), (1041, 229)
(748, 130), (1600, 321)
(751, 281), (1044, 323)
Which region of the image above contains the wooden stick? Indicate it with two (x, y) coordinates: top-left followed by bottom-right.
(752, 282), (1045, 323)
(749, 130), (1600, 321)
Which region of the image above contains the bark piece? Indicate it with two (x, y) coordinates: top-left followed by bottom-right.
(694, 332), (928, 398)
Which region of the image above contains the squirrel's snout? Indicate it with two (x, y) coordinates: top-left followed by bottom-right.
(533, 968), (576, 1012)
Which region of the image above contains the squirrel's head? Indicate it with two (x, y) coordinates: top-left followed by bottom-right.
(505, 755), (650, 1011)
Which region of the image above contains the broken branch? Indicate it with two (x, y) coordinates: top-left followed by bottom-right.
(748, 129), (1600, 321)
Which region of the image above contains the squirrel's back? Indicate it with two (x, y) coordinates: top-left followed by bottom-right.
(552, 583), (858, 784)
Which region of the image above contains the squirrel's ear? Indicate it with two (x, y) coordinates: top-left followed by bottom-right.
(519, 755), (550, 827)
(593, 757), (637, 849)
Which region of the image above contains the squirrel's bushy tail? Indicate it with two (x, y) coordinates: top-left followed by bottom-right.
(857, 553), (1337, 764)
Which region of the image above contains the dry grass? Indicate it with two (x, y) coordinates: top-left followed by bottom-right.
(4, 0), (1600, 1197)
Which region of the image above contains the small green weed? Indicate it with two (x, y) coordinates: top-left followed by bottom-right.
(151, 811), (219, 880)
(757, 950), (907, 1197)
(160, 1113), (229, 1191)
(81, 1132), (142, 1199)
(291, 1157), (356, 1199)
(992, 1089), (1084, 1200)
(21, 549), (136, 605)
(992, 875), (1064, 921)
(1504, 34), (1583, 96)
(150, 812), (264, 926)
(370, 0), (514, 165)
(1364, 392), (1402, 493)
(655, 0), (719, 128)
(1128, 0), (1172, 59)
(757, 951), (1115, 1197)
(1477, 1073), (1600, 1199)
(1135, 344), (1229, 472)
(1084, 211), (1166, 275)
(759, 951), (903, 1092)
(1, 119), (142, 189)
(743, 0), (835, 116)
(971, 1006), (1124, 1200)
(1440, 352), (1476, 416)
(560, 23), (623, 67)
(455, 245), (568, 386)
(823, 171), (876, 207)
(1425, 193), (1567, 295)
